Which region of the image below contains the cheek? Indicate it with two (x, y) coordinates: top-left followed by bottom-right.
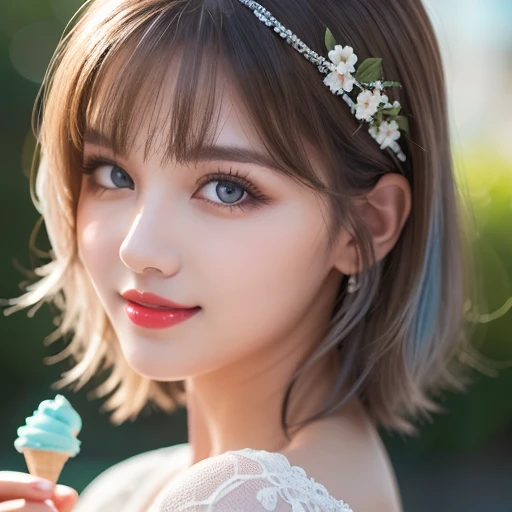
(76, 197), (121, 283)
(197, 201), (331, 334)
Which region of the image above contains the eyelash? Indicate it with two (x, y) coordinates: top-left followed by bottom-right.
(80, 156), (271, 213)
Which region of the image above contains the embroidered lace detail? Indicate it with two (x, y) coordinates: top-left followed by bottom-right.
(239, 448), (353, 512)
(150, 448), (354, 512)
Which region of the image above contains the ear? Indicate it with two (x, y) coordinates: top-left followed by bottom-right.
(333, 173), (412, 275)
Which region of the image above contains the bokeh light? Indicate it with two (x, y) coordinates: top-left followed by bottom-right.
(9, 21), (63, 83)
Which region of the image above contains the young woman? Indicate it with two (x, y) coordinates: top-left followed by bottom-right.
(1, 0), (475, 510)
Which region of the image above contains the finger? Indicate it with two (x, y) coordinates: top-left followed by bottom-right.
(50, 486), (78, 512)
(0, 473), (55, 502)
(0, 498), (58, 511)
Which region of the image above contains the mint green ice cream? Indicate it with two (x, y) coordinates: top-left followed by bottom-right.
(14, 394), (82, 456)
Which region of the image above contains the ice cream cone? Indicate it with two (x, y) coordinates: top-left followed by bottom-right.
(23, 448), (70, 484)
(15, 395), (82, 484)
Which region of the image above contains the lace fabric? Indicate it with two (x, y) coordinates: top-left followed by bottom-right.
(149, 448), (354, 512)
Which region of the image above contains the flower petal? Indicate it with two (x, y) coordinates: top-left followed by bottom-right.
(356, 90), (373, 106)
(336, 61), (350, 75)
(328, 46), (343, 65)
(324, 72), (342, 93)
(347, 53), (358, 68)
(342, 75), (356, 92)
(388, 120), (399, 131)
(324, 72), (338, 87)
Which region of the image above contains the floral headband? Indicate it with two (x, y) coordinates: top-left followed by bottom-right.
(238, 0), (409, 162)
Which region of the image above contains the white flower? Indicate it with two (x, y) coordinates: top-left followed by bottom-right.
(336, 61), (352, 77)
(324, 69), (356, 94)
(328, 45), (358, 73)
(369, 120), (401, 149)
(355, 90), (382, 121)
(373, 81), (384, 91)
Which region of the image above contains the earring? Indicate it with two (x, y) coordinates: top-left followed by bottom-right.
(347, 275), (360, 293)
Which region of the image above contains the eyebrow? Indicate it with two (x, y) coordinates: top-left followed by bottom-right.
(83, 129), (282, 173)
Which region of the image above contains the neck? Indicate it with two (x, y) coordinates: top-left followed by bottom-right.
(185, 348), (342, 465)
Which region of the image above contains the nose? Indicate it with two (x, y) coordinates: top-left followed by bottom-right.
(119, 200), (182, 276)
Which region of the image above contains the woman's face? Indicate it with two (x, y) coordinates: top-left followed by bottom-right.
(76, 72), (343, 381)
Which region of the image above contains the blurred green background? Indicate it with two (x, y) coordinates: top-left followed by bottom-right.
(1, 0), (511, 510)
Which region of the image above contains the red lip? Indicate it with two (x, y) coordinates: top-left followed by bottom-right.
(121, 290), (200, 329)
(121, 290), (198, 309)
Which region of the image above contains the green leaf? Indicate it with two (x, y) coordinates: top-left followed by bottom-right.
(395, 115), (409, 133)
(325, 28), (337, 53)
(374, 110), (384, 126)
(355, 58), (383, 83)
(382, 81), (402, 88)
(385, 106), (401, 116)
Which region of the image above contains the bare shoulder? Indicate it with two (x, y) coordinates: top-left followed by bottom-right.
(282, 404), (403, 512)
(75, 443), (190, 512)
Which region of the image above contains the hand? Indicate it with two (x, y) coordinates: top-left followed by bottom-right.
(0, 472), (78, 512)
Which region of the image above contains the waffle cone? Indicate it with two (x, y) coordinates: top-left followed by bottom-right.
(23, 449), (70, 484)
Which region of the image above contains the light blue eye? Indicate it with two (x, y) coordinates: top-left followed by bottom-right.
(109, 168), (133, 189)
(215, 182), (245, 204)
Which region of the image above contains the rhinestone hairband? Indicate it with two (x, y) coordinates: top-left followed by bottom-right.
(237, 0), (409, 162)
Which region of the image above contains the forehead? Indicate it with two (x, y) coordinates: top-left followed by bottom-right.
(85, 45), (268, 163)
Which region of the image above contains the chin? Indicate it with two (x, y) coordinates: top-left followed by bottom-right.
(118, 341), (210, 381)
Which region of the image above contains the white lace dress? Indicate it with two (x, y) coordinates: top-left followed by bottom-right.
(74, 443), (354, 512)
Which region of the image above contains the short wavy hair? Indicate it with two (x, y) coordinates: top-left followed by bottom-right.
(4, 0), (477, 435)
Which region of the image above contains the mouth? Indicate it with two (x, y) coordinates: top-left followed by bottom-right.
(126, 300), (201, 312)
(130, 301), (186, 310)
(122, 298), (201, 329)
(120, 290), (200, 310)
